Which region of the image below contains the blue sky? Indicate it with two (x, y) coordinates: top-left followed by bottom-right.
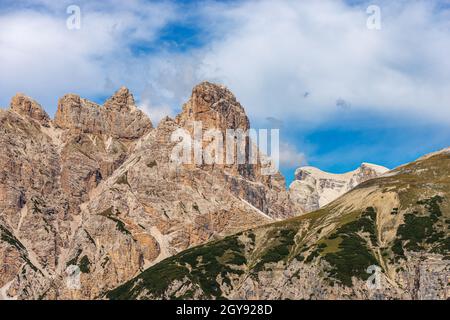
(1, 0), (450, 185)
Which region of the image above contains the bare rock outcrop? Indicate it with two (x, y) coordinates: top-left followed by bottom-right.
(289, 163), (389, 212)
(10, 93), (50, 126)
(0, 82), (299, 300)
(54, 87), (152, 139)
(0, 86), (154, 299)
(177, 81), (250, 133)
(177, 82), (302, 219)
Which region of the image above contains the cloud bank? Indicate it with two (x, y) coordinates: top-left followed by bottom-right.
(197, 0), (450, 124)
(1, 0), (449, 123)
(0, 0), (178, 111)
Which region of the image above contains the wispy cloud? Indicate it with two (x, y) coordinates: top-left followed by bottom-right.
(196, 0), (450, 124)
(139, 100), (174, 126)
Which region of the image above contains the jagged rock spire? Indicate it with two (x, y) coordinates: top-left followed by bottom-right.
(104, 86), (136, 110)
(10, 93), (50, 126)
(176, 81), (250, 132)
(54, 88), (152, 139)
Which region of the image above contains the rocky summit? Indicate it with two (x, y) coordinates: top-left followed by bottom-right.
(289, 163), (389, 213)
(0, 82), (301, 300)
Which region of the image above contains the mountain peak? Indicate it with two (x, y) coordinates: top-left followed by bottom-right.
(176, 81), (249, 131)
(54, 89), (152, 138)
(290, 162), (389, 212)
(192, 81), (233, 101)
(104, 86), (135, 110)
(360, 162), (389, 173)
(9, 93), (50, 126)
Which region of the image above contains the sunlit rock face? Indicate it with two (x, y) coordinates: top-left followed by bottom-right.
(0, 82), (300, 299)
(289, 163), (389, 213)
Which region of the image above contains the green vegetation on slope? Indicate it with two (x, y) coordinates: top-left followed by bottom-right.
(116, 171), (130, 187)
(98, 207), (131, 236)
(0, 224), (38, 272)
(0, 224), (26, 251)
(253, 228), (297, 272)
(106, 151), (450, 299)
(308, 207), (379, 287)
(107, 234), (248, 300)
(78, 255), (91, 273)
(66, 249), (91, 273)
(392, 195), (449, 260)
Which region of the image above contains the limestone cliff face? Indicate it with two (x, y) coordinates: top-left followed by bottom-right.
(0, 105), (64, 299)
(289, 163), (389, 213)
(54, 87), (152, 139)
(176, 82), (301, 219)
(0, 87), (153, 299)
(10, 93), (51, 126)
(53, 88), (153, 215)
(177, 82), (250, 132)
(0, 82), (299, 300)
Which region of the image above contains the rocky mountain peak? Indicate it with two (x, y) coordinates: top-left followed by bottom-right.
(104, 86), (136, 111)
(176, 81), (250, 132)
(9, 93), (50, 126)
(0, 82), (300, 300)
(54, 89), (152, 139)
(289, 162), (389, 212)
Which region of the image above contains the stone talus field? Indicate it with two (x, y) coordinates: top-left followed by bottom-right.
(0, 82), (301, 299)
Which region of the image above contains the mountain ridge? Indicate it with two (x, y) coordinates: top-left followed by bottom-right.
(1, 83), (447, 300)
(289, 162), (389, 213)
(0, 82), (301, 299)
(107, 148), (449, 300)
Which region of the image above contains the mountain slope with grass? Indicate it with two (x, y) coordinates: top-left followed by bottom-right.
(108, 148), (450, 300)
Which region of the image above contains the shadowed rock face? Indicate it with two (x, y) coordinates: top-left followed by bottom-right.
(175, 82), (302, 219)
(0, 82), (300, 299)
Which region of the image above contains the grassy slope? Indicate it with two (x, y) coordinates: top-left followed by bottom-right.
(107, 151), (450, 300)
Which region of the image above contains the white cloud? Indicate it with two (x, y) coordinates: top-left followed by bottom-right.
(196, 0), (450, 124)
(0, 0), (178, 112)
(139, 100), (175, 125)
(1, 0), (449, 128)
(137, 52), (207, 121)
(279, 142), (306, 169)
